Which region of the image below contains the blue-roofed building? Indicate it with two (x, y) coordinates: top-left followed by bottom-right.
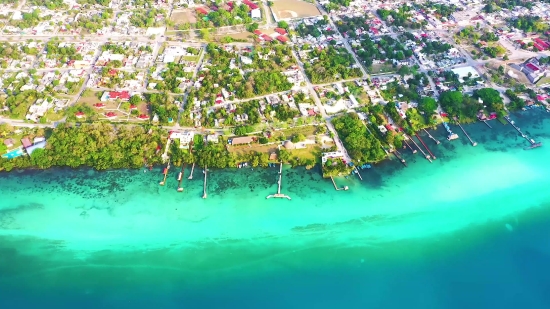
(25, 141), (46, 155)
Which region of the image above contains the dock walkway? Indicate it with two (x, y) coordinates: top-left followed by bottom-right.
(330, 176), (349, 191)
(266, 163), (291, 200)
(455, 118), (477, 146)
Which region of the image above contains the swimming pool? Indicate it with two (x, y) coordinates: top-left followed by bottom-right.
(2, 148), (24, 159)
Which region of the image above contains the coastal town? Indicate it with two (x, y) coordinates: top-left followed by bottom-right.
(1, 0), (550, 193)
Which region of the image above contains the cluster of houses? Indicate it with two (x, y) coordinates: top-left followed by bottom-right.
(517, 57), (550, 85)
(26, 98), (69, 122)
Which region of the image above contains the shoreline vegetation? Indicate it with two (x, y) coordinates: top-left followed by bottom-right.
(0, 87), (538, 175)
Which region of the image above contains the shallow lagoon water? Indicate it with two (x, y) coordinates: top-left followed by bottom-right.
(1, 110), (550, 308)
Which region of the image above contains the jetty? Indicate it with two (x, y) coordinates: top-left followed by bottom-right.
(330, 176), (349, 191)
(454, 118), (477, 146)
(405, 134), (432, 162)
(403, 138), (417, 154)
(159, 159), (170, 186)
(266, 162), (291, 200)
(423, 129), (440, 145)
(443, 122), (459, 140)
(202, 165), (208, 199)
(416, 133), (436, 159)
(353, 166), (363, 180)
(394, 149), (407, 167)
(177, 163), (186, 192)
(483, 120), (492, 128)
(188, 163), (195, 179)
(504, 116), (542, 149)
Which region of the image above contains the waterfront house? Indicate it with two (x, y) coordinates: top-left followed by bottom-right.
(26, 141), (46, 155)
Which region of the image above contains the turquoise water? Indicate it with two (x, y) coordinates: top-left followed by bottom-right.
(1, 110), (550, 308)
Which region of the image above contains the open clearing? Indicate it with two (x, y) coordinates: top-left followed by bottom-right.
(271, 0), (321, 20)
(171, 9), (197, 24)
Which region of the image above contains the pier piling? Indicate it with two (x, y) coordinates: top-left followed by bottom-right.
(394, 150), (407, 167)
(483, 120), (492, 129)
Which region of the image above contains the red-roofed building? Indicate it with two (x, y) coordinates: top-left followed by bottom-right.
(525, 63), (540, 72)
(196, 7), (208, 15)
(108, 91), (131, 101)
(534, 38), (549, 49)
(261, 34), (273, 42)
(75, 111), (85, 119)
(277, 35), (289, 43)
(254, 29), (262, 35)
(130, 104), (138, 110)
(94, 103), (106, 109)
(242, 0), (261, 18)
(533, 43), (544, 51)
(275, 28), (287, 35)
(105, 112), (117, 119)
(138, 114), (149, 120)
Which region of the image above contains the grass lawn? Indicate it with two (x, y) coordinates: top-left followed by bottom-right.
(290, 145), (322, 162)
(271, 125), (320, 140)
(370, 63), (397, 75)
(228, 143), (278, 156)
(182, 55), (200, 62)
(44, 109), (65, 122)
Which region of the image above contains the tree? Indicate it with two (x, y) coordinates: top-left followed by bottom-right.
(503, 54), (509, 61)
(418, 97), (438, 115)
(438, 90), (464, 116)
(277, 21), (289, 30)
(397, 65), (411, 77)
(129, 95), (141, 105)
(199, 29), (210, 40)
(291, 133), (306, 143)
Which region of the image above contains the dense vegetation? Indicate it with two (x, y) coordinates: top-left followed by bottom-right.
(332, 113), (386, 163)
(303, 46), (362, 84)
(130, 9), (166, 28)
(508, 15), (549, 34)
(0, 124), (164, 171)
(145, 93), (179, 124)
(377, 6), (426, 29)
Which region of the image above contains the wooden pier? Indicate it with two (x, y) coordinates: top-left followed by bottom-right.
(188, 163), (195, 180)
(159, 159), (170, 186)
(394, 149), (407, 167)
(504, 116), (542, 149)
(202, 165), (208, 199)
(405, 134), (432, 162)
(354, 167), (363, 180)
(415, 133), (436, 159)
(266, 163), (291, 200)
(423, 129), (440, 145)
(177, 163), (186, 192)
(483, 120), (492, 128)
(455, 118), (477, 146)
(330, 176), (349, 191)
(403, 138), (417, 154)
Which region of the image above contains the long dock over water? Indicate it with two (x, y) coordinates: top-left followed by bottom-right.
(266, 163), (291, 200)
(403, 138), (417, 154)
(188, 163), (195, 179)
(454, 118), (477, 146)
(202, 165), (207, 199)
(504, 116), (542, 149)
(415, 133), (436, 159)
(393, 149), (407, 167)
(177, 163), (186, 192)
(423, 129), (440, 145)
(405, 134), (432, 162)
(159, 159), (170, 186)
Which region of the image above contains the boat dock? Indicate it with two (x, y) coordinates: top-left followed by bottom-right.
(454, 118), (477, 146)
(483, 120), (492, 128)
(403, 137), (417, 154)
(188, 163), (195, 180)
(504, 115), (542, 149)
(266, 163), (291, 200)
(443, 122), (459, 140)
(353, 167), (363, 180)
(330, 176), (349, 191)
(405, 134), (432, 162)
(177, 163), (186, 192)
(394, 149), (407, 167)
(202, 165), (208, 199)
(159, 159), (170, 186)
(423, 129), (440, 145)
(416, 133), (436, 159)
